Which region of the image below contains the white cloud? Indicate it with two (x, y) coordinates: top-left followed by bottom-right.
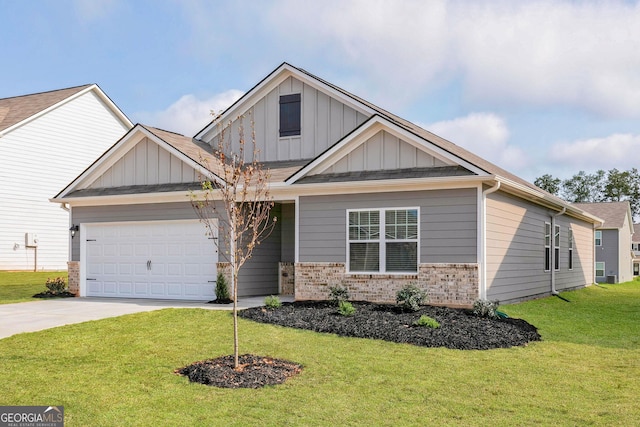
(246, 0), (640, 118)
(135, 90), (244, 136)
(424, 113), (529, 171)
(550, 133), (640, 171)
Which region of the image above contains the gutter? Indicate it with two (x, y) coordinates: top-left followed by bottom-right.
(480, 181), (501, 300)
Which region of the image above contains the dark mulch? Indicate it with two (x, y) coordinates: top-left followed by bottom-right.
(176, 354), (302, 389)
(33, 291), (76, 298)
(239, 301), (541, 351)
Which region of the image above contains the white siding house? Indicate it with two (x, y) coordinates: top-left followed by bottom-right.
(0, 85), (132, 270)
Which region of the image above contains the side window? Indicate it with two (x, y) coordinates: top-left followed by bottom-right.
(544, 222), (551, 271)
(595, 262), (605, 278)
(279, 94), (301, 137)
(568, 228), (574, 270)
(595, 230), (602, 246)
(554, 225), (560, 271)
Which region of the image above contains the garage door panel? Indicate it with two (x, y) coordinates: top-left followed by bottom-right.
(85, 220), (216, 300)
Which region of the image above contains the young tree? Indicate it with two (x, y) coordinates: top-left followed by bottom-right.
(190, 113), (277, 368)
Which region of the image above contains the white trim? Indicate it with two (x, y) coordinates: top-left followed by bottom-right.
(286, 115), (488, 184)
(544, 222), (552, 272)
(294, 195), (300, 263)
(54, 124), (220, 199)
(345, 206), (420, 274)
(554, 224), (561, 271)
(0, 85), (132, 137)
(196, 63), (375, 140)
(480, 181), (500, 300)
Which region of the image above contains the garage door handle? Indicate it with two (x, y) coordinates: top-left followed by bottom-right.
(147, 260), (151, 270)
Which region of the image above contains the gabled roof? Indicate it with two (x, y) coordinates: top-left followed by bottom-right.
(0, 84), (132, 134)
(573, 201), (633, 230)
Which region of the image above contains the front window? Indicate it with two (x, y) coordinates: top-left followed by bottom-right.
(595, 230), (602, 246)
(348, 208), (418, 273)
(595, 262), (605, 278)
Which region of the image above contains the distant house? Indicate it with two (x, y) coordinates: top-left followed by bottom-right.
(632, 224), (640, 276)
(52, 63), (602, 306)
(0, 85), (132, 270)
(574, 202), (634, 283)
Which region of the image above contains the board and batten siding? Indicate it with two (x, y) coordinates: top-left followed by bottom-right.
(323, 130), (449, 174)
(298, 189), (478, 264)
(0, 90), (130, 270)
(71, 202), (281, 296)
(485, 191), (593, 302)
(88, 137), (198, 188)
(206, 76), (369, 163)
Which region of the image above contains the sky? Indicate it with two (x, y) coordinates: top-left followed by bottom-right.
(2, 0), (640, 183)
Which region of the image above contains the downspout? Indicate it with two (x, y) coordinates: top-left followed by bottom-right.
(480, 181), (501, 300)
(551, 207), (566, 295)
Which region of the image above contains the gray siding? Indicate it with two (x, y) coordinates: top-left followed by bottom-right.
(486, 191), (593, 302)
(596, 229), (619, 282)
(299, 189), (478, 263)
(208, 76), (369, 162)
(325, 130), (449, 174)
(71, 201), (280, 297)
(280, 203), (295, 262)
(89, 137), (198, 188)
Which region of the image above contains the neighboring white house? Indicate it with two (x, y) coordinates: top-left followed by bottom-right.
(0, 85), (132, 270)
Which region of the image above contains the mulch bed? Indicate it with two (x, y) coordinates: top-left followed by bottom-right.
(178, 300), (540, 389)
(176, 354), (302, 389)
(239, 301), (541, 351)
(32, 291), (76, 298)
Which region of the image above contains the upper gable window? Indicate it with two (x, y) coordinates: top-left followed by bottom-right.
(279, 94), (301, 137)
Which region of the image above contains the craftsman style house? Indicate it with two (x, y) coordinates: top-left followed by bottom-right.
(53, 63), (601, 306)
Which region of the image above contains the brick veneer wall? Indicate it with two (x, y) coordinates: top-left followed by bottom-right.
(67, 261), (80, 296)
(279, 262), (295, 295)
(295, 262), (479, 307)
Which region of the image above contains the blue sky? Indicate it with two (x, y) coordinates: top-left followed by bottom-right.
(2, 0), (640, 182)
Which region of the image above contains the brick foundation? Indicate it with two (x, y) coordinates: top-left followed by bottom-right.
(279, 262), (295, 295)
(67, 261), (80, 296)
(295, 262), (479, 307)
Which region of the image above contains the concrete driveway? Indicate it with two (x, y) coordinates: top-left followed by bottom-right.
(0, 296), (293, 339)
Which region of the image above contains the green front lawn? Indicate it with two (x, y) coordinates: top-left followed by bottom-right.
(0, 282), (638, 426)
(0, 271), (68, 304)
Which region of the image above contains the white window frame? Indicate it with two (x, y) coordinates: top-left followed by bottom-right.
(568, 228), (574, 270)
(595, 261), (605, 278)
(346, 207), (420, 274)
(554, 225), (561, 271)
(595, 230), (602, 246)
(544, 222), (551, 272)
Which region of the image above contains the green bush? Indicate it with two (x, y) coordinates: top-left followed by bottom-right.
(337, 300), (356, 316)
(45, 277), (67, 294)
(215, 272), (231, 302)
(396, 284), (427, 312)
(473, 299), (501, 319)
(328, 284), (350, 305)
(414, 315), (440, 328)
(264, 295), (282, 309)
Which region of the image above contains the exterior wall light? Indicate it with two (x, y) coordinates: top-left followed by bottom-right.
(70, 225), (79, 238)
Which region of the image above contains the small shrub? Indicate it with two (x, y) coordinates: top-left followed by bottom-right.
(337, 300), (356, 316)
(473, 299), (501, 319)
(396, 284), (427, 312)
(264, 295), (282, 309)
(328, 284), (350, 305)
(215, 272), (231, 302)
(414, 315), (440, 329)
(45, 277), (67, 294)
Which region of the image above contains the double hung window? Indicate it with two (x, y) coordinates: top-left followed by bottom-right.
(279, 94), (301, 137)
(544, 223), (551, 271)
(595, 262), (605, 278)
(348, 208), (418, 273)
(554, 225), (560, 271)
(568, 228), (574, 270)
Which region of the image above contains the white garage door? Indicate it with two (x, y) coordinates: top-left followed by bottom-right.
(83, 220), (217, 300)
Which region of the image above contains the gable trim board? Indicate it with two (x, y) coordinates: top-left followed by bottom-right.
(53, 63), (603, 305)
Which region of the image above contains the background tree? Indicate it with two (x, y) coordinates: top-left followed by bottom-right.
(190, 113), (277, 368)
(533, 168), (640, 220)
(534, 174), (561, 195)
